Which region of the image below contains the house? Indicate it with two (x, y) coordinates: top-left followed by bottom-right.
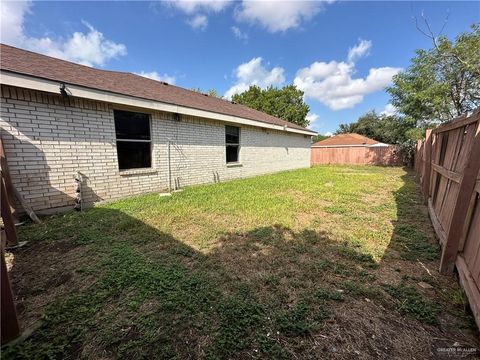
(311, 133), (401, 166)
(0, 44), (316, 213)
(312, 133), (388, 148)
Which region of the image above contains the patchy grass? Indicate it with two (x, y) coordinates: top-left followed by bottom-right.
(3, 165), (478, 359)
(383, 282), (440, 325)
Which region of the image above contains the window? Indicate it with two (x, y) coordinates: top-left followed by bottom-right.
(225, 125), (240, 163)
(114, 110), (151, 170)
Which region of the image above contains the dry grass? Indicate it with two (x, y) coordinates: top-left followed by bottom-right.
(3, 165), (479, 359)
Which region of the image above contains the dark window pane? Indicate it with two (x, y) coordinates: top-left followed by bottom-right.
(226, 125), (239, 144)
(117, 141), (151, 169)
(226, 145), (239, 163)
(114, 110), (150, 140)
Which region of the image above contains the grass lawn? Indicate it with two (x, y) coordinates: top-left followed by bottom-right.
(4, 165), (479, 359)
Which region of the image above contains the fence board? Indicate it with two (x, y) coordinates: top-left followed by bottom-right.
(415, 108), (480, 329)
(311, 145), (402, 166)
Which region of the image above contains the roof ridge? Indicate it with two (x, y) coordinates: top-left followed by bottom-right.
(0, 43), (315, 133)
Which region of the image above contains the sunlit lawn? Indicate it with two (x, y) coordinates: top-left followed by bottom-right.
(5, 165), (477, 359)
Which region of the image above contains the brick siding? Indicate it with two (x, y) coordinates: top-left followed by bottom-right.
(0, 85), (311, 212)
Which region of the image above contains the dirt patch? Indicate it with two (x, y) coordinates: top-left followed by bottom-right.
(7, 238), (95, 329)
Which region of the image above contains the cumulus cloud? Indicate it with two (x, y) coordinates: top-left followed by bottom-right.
(135, 71), (176, 84)
(235, 1), (330, 32)
(166, 0), (230, 30)
(231, 26), (248, 41)
(381, 103), (397, 116)
(224, 57), (285, 99)
(324, 131), (333, 137)
(0, 1), (126, 67)
(187, 14), (208, 30)
(294, 40), (401, 110)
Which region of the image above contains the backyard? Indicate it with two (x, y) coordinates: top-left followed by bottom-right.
(3, 165), (479, 359)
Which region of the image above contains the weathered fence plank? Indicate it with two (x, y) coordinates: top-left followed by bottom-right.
(415, 109), (480, 329)
(311, 145), (402, 166)
(439, 129), (480, 273)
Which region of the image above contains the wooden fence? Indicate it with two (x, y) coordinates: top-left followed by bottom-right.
(311, 145), (402, 166)
(415, 109), (480, 329)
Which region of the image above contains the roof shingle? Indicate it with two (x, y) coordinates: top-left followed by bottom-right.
(0, 44), (313, 133)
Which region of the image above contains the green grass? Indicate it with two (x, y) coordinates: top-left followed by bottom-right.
(382, 282), (441, 325)
(3, 165), (455, 359)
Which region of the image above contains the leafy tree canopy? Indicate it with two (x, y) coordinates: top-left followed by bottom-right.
(231, 85), (310, 127)
(312, 134), (329, 143)
(191, 88), (220, 98)
(387, 24), (480, 125)
(336, 111), (418, 145)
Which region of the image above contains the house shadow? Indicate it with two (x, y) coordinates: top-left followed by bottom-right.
(1, 129), (102, 217)
(2, 166), (479, 359)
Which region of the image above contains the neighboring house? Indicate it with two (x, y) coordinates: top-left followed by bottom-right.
(0, 44), (316, 213)
(311, 133), (401, 166)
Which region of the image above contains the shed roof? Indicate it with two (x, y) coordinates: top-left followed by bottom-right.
(0, 44), (315, 134)
(312, 133), (381, 147)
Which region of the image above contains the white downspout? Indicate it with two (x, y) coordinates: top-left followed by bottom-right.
(167, 139), (172, 192)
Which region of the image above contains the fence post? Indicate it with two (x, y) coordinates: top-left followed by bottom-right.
(439, 128), (480, 274)
(0, 171), (20, 343)
(1, 236), (20, 344)
(0, 173), (17, 246)
(0, 137), (17, 219)
(422, 129), (433, 201)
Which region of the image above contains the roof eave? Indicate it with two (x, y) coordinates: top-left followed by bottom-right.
(0, 70), (317, 136)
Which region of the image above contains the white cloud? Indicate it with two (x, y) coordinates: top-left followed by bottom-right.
(347, 39), (371, 63)
(224, 57), (285, 99)
(0, 1), (30, 45)
(166, 0), (230, 30)
(135, 71), (176, 84)
(0, 1), (126, 67)
(324, 131), (333, 137)
(235, 1), (330, 33)
(187, 14), (208, 30)
(167, 0), (231, 14)
(231, 26), (248, 41)
(381, 103), (397, 116)
(306, 113), (319, 125)
(294, 39), (401, 110)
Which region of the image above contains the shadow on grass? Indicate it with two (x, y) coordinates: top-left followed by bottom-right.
(4, 207), (385, 359)
(3, 167), (478, 359)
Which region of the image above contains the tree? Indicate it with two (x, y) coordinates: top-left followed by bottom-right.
(387, 24), (480, 125)
(231, 85), (310, 127)
(336, 110), (420, 166)
(191, 88), (220, 98)
(336, 110), (417, 145)
(312, 134), (329, 143)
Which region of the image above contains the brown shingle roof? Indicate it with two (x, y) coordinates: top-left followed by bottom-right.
(0, 44), (314, 133)
(312, 133), (379, 147)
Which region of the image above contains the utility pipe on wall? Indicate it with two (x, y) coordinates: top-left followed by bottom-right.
(167, 139), (172, 192)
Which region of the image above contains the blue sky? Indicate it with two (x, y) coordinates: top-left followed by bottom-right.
(1, 1), (478, 134)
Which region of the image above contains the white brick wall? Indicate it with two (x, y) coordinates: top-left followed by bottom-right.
(0, 86), (311, 212)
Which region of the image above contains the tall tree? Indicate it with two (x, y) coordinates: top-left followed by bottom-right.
(231, 85), (311, 127)
(336, 110), (417, 145)
(387, 24), (480, 125)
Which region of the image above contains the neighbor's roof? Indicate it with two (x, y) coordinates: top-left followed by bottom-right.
(0, 44), (315, 134)
(312, 133), (381, 147)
